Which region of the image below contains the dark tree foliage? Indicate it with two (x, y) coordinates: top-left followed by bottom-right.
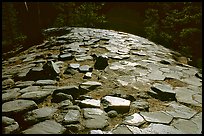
(144, 2), (202, 69)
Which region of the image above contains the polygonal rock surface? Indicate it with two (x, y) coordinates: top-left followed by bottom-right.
(2, 100), (38, 115)
(22, 120), (66, 134)
(140, 111), (173, 124)
(141, 123), (184, 134)
(172, 118), (201, 134)
(165, 101), (197, 119)
(101, 96), (131, 113)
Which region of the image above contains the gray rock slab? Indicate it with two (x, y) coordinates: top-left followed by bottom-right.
(2, 78), (15, 89)
(15, 81), (35, 88)
(101, 96), (131, 113)
(112, 125), (133, 134)
(19, 91), (51, 101)
(140, 123), (184, 134)
(123, 113), (145, 126)
(2, 116), (19, 134)
(53, 85), (80, 98)
(69, 63), (80, 69)
(130, 100), (149, 111)
(165, 101), (197, 119)
(84, 72), (92, 79)
(79, 65), (92, 72)
(52, 92), (73, 103)
(22, 120), (66, 134)
(2, 88), (20, 94)
(140, 111), (173, 124)
(63, 110), (81, 124)
(191, 112), (202, 133)
(83, 108), (109, 129)
(2, 99), (38, 115)
(175, 87), (201, 106)
(150, 83), (176, 101)
(172, 118), (201, 134)
(181, 76), (202, 86)
(84, 117), (109, 129)
(75, 55), (93, 62)
(79, 99), (101, 108)
(24, 107), (57, 124)
(35, 80), (57, 86)
(89, 129), (113, 134)
(58, 100), (73, 109)
(79, 81), (102, 90)
(2, 91), (21, 103)
(107, 110), (118, 118)
(83, 108), (108, 119)
(19, 86), (41, 94)
(146, 70), (165, 81)
(59, 53), (73, 60)
(192, 94), (202, 104)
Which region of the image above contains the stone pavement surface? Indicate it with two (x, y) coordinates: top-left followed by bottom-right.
(2, 27), (202, 134)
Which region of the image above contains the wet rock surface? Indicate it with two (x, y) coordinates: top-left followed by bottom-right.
(2, 27), (202, 134)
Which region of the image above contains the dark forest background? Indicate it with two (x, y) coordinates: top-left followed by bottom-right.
(2, 2), (202, 69)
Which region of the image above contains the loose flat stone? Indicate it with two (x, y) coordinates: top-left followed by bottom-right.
(90, 130), (113, 134)
(63, 110), (81, 124)
(2, 116), (19, 134)
(19, 91), (51, 102)
(69, 63), (80, 69)
(83, 108), (107, 119)
(165, 101), (197, 119)
(2, 78), (15, 89)
(75, 55), (92, 62)
(84, 72), (92, 79)
(43, 61), (60, 77)
(123, 113), (145, 126)
(172, 118), (200, 134)
(140, 111), (173, 124)
(22, 120), (66, 134)
(79, 81), (102, 90)
(53, 85), (79, 95)
(149, 83), (176, 101)
(2, 99), (38, 115)
(101, 96), (131, 113)
(79, 99), (101, 108)
(24, 107), (57, 124)
(35, 80), (57, 86)
(79, 65), (92, 73)
(130, 100), (149, 111)
(59, 53), (73, 60)
(52, 92), (73, 103)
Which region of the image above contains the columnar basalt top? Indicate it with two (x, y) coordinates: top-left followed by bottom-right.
(2, 27), (202, 134)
